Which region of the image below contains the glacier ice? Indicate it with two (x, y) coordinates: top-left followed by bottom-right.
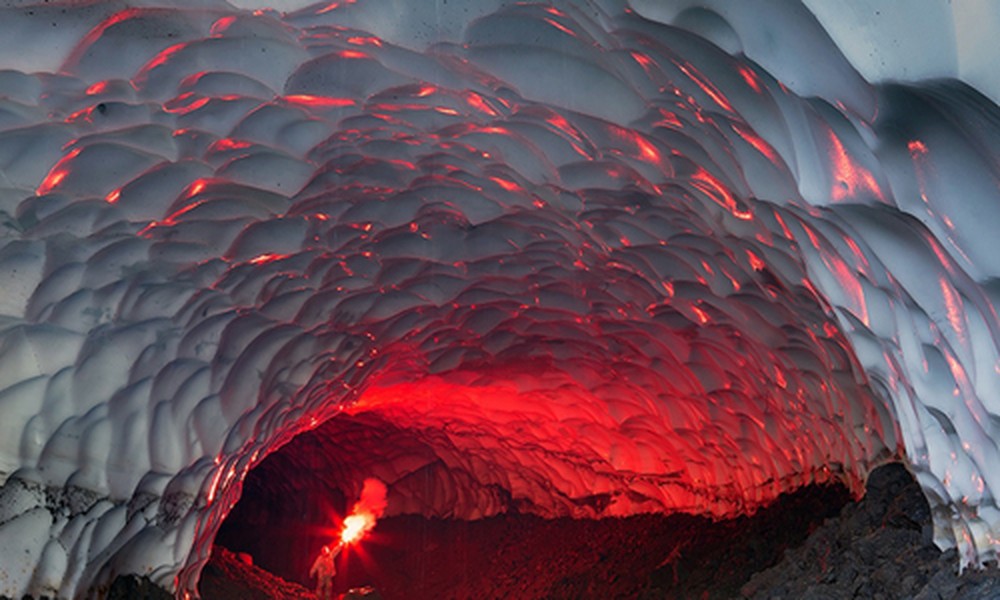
(0, 0), (997, 597)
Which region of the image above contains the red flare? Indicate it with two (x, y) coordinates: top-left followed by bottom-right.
(340, 513), (372, 544)
(337, 478), (387, 545)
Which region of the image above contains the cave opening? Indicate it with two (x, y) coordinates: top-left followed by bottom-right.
(208, 404), (856, 599)
(199, 254), (894, 598)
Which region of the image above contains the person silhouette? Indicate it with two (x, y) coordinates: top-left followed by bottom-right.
(309, 542), (342, 600)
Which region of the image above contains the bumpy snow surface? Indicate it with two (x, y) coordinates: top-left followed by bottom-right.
(0, 0), (997, 597)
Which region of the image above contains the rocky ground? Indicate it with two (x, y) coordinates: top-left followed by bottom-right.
(103, 463), (1000, 599)
(741, 463), (1000, 600)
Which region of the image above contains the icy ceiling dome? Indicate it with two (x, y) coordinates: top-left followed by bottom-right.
(0, 0), (996, 597)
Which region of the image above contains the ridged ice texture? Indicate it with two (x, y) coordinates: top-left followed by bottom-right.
(0, 0), (995, 597)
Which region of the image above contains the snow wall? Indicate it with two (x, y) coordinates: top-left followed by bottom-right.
(0, 0), (997, 597)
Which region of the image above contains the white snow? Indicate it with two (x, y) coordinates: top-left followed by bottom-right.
(0, 0), (996, 597)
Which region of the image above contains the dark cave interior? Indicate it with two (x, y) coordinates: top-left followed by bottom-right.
(212, 411), (854, 599)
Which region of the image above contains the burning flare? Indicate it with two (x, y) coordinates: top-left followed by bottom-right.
(340, 514), (370, 545)
(339, 479), (388, 545)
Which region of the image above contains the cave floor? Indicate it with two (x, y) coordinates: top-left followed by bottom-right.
(191, 464), (1000, 600)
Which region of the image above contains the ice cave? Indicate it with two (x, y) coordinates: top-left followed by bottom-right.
(0, 0), (998, 598)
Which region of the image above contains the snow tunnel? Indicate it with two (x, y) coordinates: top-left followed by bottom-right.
(0, 0), (998, 598)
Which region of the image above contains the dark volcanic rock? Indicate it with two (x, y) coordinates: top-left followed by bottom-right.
(741, 463), (1000, 600)
(200, 547), (315, 600)
(106, 575), (172, 600)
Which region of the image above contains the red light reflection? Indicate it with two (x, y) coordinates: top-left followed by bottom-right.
(676, 61), (734, 113)
(284, 95), (356, 109)
(691, 168), (752, 220)
(36, 148), (81, 195)
(85, 81), (110, 96)
(827, 130), (884, 203)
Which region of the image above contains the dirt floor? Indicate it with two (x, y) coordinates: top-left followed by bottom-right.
(104, 463), (1000, 599)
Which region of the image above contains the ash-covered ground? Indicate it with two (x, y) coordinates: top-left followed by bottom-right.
(104, 463), (1000, 599)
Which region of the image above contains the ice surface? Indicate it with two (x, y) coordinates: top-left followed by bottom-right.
(0, 0), (997, 597)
